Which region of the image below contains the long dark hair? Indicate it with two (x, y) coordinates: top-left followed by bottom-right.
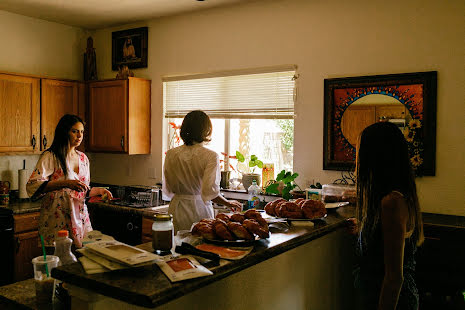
(46, 114), (84, 178)
(180, 110), (212, 146)
(356, 122), (424, 246)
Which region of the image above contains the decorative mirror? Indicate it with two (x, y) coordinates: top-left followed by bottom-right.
(323, 71), (437, 176)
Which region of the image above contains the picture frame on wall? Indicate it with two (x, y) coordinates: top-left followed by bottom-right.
(112, 27), (148, 71)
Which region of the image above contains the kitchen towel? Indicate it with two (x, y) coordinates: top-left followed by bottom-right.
(18, 169), (28, 199)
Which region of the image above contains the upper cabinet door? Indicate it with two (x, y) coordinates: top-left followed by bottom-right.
(41, 79), (79, 150)
(88, 80), (128, 152)
(0, 74), (40, 153)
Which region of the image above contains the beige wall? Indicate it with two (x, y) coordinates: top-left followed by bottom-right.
(0, 0), (463, 216)
(0, 10), (86, 190)
(89, 0), (465, 216)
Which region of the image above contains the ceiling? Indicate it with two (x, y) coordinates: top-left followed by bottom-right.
(0, 0), (255, 30)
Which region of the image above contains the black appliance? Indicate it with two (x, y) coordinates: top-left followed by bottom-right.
(89, 207), (142, 246)
(0, 208), (14, 285)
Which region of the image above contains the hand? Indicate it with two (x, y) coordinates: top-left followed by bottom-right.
(227, 200), (243, 212)
(100, 188), (113, 202)
(66, 180), (90, 192)
(346, 217), (358, 235)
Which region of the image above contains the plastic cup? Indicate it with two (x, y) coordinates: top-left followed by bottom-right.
(32, 255), (59, 305)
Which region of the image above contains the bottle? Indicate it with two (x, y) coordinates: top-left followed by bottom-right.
(152, 214), (174, 255)
(53, 230), (76, 306)
(247, 180), (261, 210)
(54, 230), (77, 266)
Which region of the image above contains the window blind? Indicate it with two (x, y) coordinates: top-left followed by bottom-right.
(164, 69), (296, 119)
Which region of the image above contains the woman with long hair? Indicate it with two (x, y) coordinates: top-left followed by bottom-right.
(27, 114), (112, 250)
(163, 110), (242, 232)
(350, 121), (424, 309)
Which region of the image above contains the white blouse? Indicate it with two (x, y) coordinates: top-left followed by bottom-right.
(162, 144), (220, 231)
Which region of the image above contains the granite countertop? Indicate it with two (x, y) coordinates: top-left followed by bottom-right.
(51, 206), (355, 308)
(0, 278), (64, 310)
(3, 201), (41, 215)
(87, 201), (169, 218)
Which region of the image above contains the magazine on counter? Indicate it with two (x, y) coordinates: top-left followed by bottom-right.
(84, 240), (160, 266)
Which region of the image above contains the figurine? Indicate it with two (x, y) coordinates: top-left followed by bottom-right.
(83, 37), (98, 81)
(116, 65), (134, 79)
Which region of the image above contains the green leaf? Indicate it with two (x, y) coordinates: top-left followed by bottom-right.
(249, 160), (256, 167)
(265, 182), (280, 194)
(256, 160), (263, 169)
(236, 151), (245, 162)
(276, 170), (286, 181)
(250, 155), (258, 161)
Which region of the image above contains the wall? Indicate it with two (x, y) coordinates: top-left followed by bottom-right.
(0, 11), (86, 190)
(89, 0), (465, 216)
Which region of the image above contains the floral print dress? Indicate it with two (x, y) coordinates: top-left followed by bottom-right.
(26, 150), (92, 248)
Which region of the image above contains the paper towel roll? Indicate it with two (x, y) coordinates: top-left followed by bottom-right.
(18, 169), (28, 199)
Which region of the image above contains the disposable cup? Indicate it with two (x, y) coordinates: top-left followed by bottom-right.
(32, 255), (59, 304)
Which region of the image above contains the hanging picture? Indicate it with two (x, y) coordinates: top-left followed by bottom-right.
(112, 27), (148, 71)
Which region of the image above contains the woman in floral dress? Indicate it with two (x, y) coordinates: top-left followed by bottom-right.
(27, 114), (112, 249)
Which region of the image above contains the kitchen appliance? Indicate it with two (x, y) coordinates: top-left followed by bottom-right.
(0, 208), (14, 285)
(111, 186), (159, 208)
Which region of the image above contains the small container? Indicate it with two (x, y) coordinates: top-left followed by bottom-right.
(305, 188), (322, 201)
(322, 184), (355, 203)
(32, 255), (59, 305)
(152, 214), (174, 255)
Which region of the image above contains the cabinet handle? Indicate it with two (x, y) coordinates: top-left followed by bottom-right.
(31, 135), (36, 149)
(121, 136), (124, 150)
(43, 135), (47, 149)
(15, 237), (20, 254)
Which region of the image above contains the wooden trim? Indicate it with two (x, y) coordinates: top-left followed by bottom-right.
(0, 70), (80, 83)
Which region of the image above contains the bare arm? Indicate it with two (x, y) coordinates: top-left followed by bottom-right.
(378, 192), (409, 310)
(211, 195), (243, 212)
(43, 179), (89, 193)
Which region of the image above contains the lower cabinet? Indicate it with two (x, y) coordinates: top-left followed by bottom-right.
(13, 212), (42, 282)
(141, 217), (153, 244)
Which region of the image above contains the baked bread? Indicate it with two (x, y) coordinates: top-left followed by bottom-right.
(216, 213), (230, 222)
(301, 200), (327, 219)
(227, 221), (254, 240)
(277, 202), (303, 219)
(243, 219), (269, 239)
(264, 198), (286, 216)
(294, 198), (305, 207)
(191, 222), (217, 240)
(274, 200), (289, 217)
(230, 213), (246, 223)
(213, 219), (235, 241)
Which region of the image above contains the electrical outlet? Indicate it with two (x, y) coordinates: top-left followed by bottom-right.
(148, 167), (156, 179)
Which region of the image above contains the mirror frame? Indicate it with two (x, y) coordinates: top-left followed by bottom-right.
(323, 71), (437, 176)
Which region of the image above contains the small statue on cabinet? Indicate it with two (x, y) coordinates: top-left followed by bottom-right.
(83, 36), (98, 81)
(116, 65), (134, 79)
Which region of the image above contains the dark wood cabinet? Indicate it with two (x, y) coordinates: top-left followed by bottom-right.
(416, 224), (465, 309)
(13, 212), (42, 282)
(141, 217), (154, 243)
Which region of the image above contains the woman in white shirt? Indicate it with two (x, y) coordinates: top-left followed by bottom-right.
(163, 110), (242, 232)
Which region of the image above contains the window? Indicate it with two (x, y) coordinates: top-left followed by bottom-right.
(163, 66), (296, 187)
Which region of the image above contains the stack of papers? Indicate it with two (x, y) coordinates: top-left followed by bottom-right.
(78, 239), (161, 274)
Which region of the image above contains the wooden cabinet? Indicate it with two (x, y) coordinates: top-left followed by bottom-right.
(141, 217), (154, 243)
(41, 79), (86, 151)
(87, 77), (151, 154)
(13, 212), (42, 282)
(0, 74), (40, 153)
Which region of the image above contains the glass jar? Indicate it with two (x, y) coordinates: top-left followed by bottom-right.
(152, 214), (174, 255)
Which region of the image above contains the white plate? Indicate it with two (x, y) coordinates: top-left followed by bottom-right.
(324, 202), (350, 209)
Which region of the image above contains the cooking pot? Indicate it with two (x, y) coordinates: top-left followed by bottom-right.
(0, 181), (10, 194)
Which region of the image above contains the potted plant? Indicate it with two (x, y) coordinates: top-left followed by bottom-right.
(235, 151), (263, 191)
(265, 170), (302, 201)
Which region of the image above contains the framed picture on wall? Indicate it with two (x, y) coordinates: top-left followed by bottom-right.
(112, 27), (148, 71)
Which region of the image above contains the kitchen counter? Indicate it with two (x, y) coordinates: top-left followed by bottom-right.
(52, 206), (356, 309)
(2, 201), (41, 214)
(87, 201), (169, 218)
